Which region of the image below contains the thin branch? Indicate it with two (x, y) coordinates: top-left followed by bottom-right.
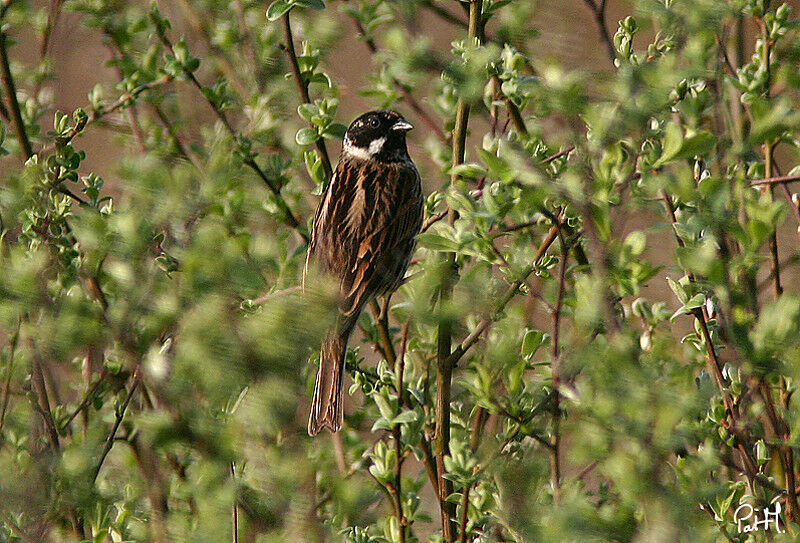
(390, 322), (409, 543)
(281, 12), (333, 181)
(0, 320), (20, 435)
(418, 0), (468, 28)
(345, 5), (448, 144)
(543, 146), (575, 164)
(749, 173), (800, 187)
(458, 407), (487, 543)
(491, 218), (541, 237)
(61, 369), (108, 429)
(231, 462), (239, 543)
(370, 297), (397, 366)
(92, 371), (140, 482)
(580, 0), (615, 64)
(28, 346), (60, 452)
(421, 210), (448, 233)
(105, 45), (147, 153)
(491, 74), (527, 136)
(446, 216), (562, 368)
(0, 30), (34, 159)
(171, 0), (249, 100)
(38, 75), (173, 155)
(549, 235), (568, 504)
(659, 190), (760, 485)
(779, 183), (800, 230)
(763, 143), (782, 296)
(435, 2), (483, 539)
(155, 28), (308, 238)
(38, 0), (63, 67)
(760, 155), (798, 522)
(245, 285), (301, 307)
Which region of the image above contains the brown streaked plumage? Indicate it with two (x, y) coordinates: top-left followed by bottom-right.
(305, 110), (423, 436)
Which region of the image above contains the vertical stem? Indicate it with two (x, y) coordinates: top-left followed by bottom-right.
(660, 190), (762, 489)
(761, 9), (781, 296)
(281, 12), (333, 181)
(370, 298), (397, 366)
(436, 2), (482, 541)
(129, 436), (169, 543)
(0, 320), (20, 435)
(549, 239), (568, 504)
(757, 13), (796, 521)
(392, 326), (407, 543)
(580, 0), (614, 64)
(763, 143), (782, 296)
(0, 31), (34, 160)
(230, 462), (239, 543)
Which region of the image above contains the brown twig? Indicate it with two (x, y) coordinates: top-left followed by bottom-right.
(762, 143), (782, 296)
(435, 3), (483, 539)
(345, 6), (448, 144)
(0, 30), (34, 159)
(0, 320), (20, 435)
(370, 297), (397, 366)
(446, 216), (562, 368)
(171, 0), (249, 100)
(549, 235), (568, 504)
(61, 369), (109, 429)
(749, 173), (800, 187)
(390, 323), (410, 543)
(230, 462), (239, 543)
(245, 285), (302, 307)
(281, 12), (333, 181)
(580, 0), (615, 64)
(38, 76), (173, 156)
(105, 44), (147, 153)
(491, 74), (527, 136)
(28, 348), (60, 452)
(155, 28), (307, 238)
(92, 371), (140, 482)
(660, 189), (760, 486)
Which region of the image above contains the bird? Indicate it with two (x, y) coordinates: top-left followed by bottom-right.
(305, 110), (423, 436)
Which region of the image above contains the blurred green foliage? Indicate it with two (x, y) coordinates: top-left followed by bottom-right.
(1, 0), (800, 541)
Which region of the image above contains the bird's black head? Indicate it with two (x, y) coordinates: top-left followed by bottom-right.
(342, 110), (413, 163)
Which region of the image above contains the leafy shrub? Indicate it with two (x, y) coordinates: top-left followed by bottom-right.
(0, 0), (799, 541)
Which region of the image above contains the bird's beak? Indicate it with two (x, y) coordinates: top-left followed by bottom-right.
(391, 120), (413, 132)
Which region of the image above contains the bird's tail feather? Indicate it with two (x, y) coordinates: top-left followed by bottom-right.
(308, 331), (350, 435)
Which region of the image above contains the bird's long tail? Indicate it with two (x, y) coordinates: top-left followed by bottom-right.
(308, 325), (353, 435)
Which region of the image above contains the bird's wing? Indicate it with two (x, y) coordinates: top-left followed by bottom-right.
(309, 158), (422, 317)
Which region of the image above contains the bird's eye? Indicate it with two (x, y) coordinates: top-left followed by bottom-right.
(369, 118), (379, 128)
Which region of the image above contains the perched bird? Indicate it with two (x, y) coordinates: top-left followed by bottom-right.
(305, 110), (423, 436)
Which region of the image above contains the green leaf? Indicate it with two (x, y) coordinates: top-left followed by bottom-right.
(391, 410), (418, 425)
(266, 0), (292, 21)
(521, 329), (544, 359)
(415, 232), (459, 252)
(296, 127), (319, 145)
(294, 0), (325, 9)
(372, 393), (394, 421)
(684, 293), (705, 310)
(679, 129), (715, 159)
(450, 163), (488, 180)
(655, 121), (683, 167)
(755, 439), (769, 466)
(297, 103), (319, 122)
(624, 230), (646, 255)
(322, 123), (347, 140)
(666, 276), (688, 304)
(654, 122), (714, 167)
